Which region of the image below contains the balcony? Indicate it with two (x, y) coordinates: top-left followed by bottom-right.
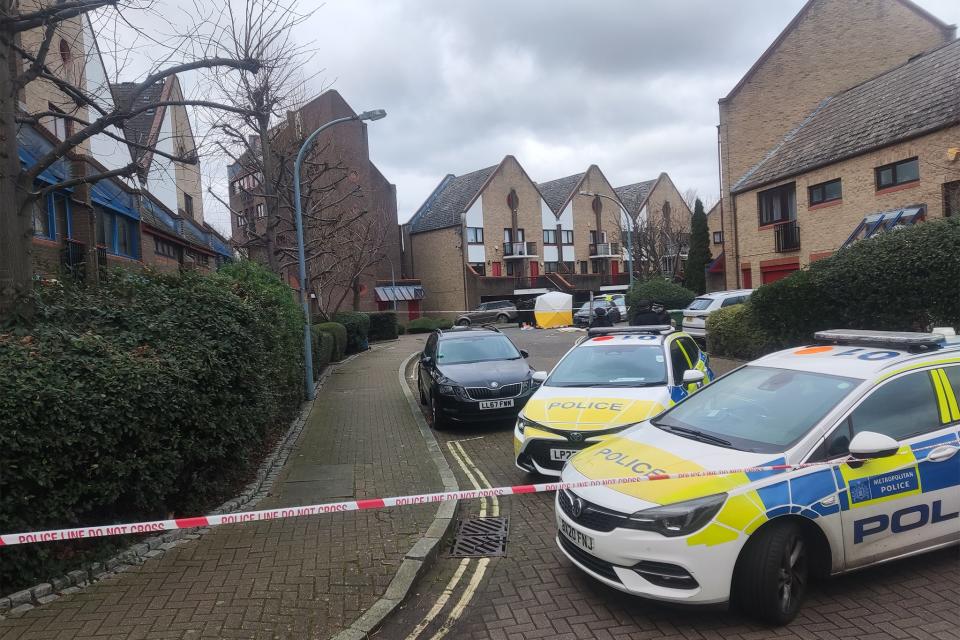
(589, 242), (621, 258)
(774, 220), (801, 253)
(502, 241), (537, 259)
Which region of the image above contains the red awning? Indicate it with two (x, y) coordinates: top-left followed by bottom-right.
(707, 252), (725, 273)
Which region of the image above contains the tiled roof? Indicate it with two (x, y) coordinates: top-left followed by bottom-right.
(110, 81), (164, 164)
(409, 165), (497, 233)
(614, 179), (657, 216)
(537, 172), (584, 214)
(733, 39), (960, 193)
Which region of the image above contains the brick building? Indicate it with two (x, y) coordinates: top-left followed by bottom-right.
(717, 0), (957, 288)
(403, 157), (691, 313)
(227, 90), (400, 315)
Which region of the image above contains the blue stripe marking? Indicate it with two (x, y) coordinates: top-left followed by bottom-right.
(747, 457), (786, 482)
(757, 481), (790, 511)
(800, 508), (821, 520)
(812, 502), (840, 517)
(912, 432), (959, 461)
(838, 490), (849, 511)
(832, 467), (845, 489)
(766, 505), (792, 518)
(789, 470), (835, 507)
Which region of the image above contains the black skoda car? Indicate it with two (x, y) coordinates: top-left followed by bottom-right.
(417, 327), (536, 429)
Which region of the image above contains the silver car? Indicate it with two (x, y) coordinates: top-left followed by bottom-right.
(455, 300), (518, 326)
(681, 289), (753, 341)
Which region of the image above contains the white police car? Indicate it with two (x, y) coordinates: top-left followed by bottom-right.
(514, 326), (713, 476)
(556, 330), (960, 625)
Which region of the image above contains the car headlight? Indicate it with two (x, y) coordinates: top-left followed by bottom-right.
(625, 493), (726, 537)
(515, 414), (546, 434)
(438, 384), (459, 396)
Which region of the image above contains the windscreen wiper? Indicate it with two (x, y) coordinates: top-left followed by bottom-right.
(662, 425), (733, 448)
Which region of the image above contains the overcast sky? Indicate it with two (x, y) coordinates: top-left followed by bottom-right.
(194, 0), (959, 233)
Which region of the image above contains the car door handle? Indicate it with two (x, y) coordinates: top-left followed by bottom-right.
(927, 444), (959, 463)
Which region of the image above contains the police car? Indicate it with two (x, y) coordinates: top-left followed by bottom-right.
(556, 330), (960, 625)
(514, 326), (713, 476)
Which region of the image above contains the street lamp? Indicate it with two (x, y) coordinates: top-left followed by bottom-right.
(579, 191), (635, 286)
(294, 108), (387, 399)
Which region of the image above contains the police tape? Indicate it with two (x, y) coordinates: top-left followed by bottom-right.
(1, 449), (941, 547)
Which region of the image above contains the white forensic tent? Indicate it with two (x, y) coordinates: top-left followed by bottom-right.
(533, 291), (573, 328)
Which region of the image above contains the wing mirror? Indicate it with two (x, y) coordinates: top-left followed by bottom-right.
(520, 349), (529, 358)
(848, 431), (899, 465)
(532, 370), (548, 384)
(682, 369), (706, 388)
(420, 355), (432, 366)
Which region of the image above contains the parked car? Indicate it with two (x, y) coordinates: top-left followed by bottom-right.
(417, 326), (536, 429)
(515, 326), (712, 476)
(557, 329), (960, 625)
(573, 299), (622, 327)
(681, 289), (753, 341)
(455, 300), (518, 326)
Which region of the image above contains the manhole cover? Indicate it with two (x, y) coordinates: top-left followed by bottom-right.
(450, 517), (509, 557)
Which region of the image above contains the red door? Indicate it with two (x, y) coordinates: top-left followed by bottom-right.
(529, 261), (539, 286)
(611, 260), (619, 275)
(741, 266), (753, 289)
(491, 261), (502, 277)
(407, 300), (420, 321)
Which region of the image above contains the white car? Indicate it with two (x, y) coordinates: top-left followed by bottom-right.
(556, 329), (960, 625)
(681, 289), (753, 341)
(514, 326), (714, 476)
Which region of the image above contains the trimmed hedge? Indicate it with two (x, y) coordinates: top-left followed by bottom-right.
(0, 262), (303, 589)
(312, 331), (335, 375)
(333, 312), (371, 354)
(626, 279), (696, 324)
(368, 311), (398, 341)
(397, 324), (407, 335)
(314, 322), (347, 361)
(750, 217), (960, 348)
(406, 317), (454, 334)
(705, 303), (777, 360)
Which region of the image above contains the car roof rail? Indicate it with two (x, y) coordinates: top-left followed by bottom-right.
(813, 329), (945, 352)
(479, 324), (502, 333)
(587, 325), (673, 338)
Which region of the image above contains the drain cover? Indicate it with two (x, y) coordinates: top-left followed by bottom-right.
(449, 517), (509, 557)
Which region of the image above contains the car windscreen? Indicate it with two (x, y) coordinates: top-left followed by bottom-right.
(686, 298), (714, 311)
(546, 345), (667, 387)
(436, 335), (521, 365)
(652, 365), (861, 453)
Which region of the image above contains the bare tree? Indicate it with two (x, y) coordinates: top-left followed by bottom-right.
(682, 188), (699, 212)
(0, 0), (287, 315)
(619, 213), (690, 282)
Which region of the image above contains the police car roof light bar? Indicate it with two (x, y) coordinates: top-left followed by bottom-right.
(813, 329), (945, 351)
(587, 325), (674, 338)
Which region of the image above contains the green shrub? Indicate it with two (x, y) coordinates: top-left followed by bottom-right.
(368, 311), (398, 341)
(705, 303), (777, 360)
(0, 262), (303, 589)
(397, 324), (406, 335)
(626, 279), (697, 323)
(406, 317), (454, 333)
(333, 311), (371, 353)
(750, 217), (960, 347)
(314, 322), (347, 361)
(312, 331), (335, 375)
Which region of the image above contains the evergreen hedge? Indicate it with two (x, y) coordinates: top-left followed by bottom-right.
(626, 279), (697, 323)
(406, 317), (454, 334)
(333, 312), (371, 353)
(312, 331), (335, 375)
(314, 322), (347, 361)
(705, 304), (777, 360)
(368, 311), (398, 341)
(0, 262), (303, 589)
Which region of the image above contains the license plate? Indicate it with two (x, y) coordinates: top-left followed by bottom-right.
(684, 316), (696, 323)
(479, 399), (514, 410)
(560, 520), (595, 552)
(550, 448), (579, 461)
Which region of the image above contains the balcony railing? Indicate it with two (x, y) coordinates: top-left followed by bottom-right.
(774, 220), (801, 253)
(61, 239), (86, 279)
(589, 242), (621, 257)
(96, 246), (107, 279)
(502, 241), (537, 258)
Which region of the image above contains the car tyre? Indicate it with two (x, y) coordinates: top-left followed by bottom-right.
(496, 313), (509, 324)
(417, 374), (427, 405)
(430, 394), (448, 431)
(733, 519), (809, 626)
(456, 318), (470, 327)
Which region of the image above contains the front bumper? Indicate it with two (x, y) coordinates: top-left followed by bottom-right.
(514, 427), (619, 476)
(434, 388), (534, 423)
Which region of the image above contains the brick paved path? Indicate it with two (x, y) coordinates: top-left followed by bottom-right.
(382, 328), (960, 640)
(0, 339), (441, 640)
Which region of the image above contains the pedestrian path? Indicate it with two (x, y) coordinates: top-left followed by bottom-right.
(0, 339), (440, 640)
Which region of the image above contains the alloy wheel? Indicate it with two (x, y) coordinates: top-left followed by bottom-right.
(777, 534), (807, 613)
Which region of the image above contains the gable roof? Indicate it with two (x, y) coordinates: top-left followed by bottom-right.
(408, 164), (497, 234)
(537, 172), (585, 214)
(732, 38), (960, 193)
(614, 178), (657, 217)
(721, 0), (955, 104)
(111, 80), (166, 165)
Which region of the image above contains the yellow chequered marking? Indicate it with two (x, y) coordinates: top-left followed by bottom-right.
(931, 370), (952, 424)
(877, 357), (960, 382)
(938, 369), (960, 421)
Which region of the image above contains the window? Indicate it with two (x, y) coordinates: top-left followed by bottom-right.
(237, 213), (248, 229)
(95, 208), (107, 245)
(47, 103), (70, 139)
(505, 260), (521, 276)
(182, 193), (194, 218)
(543, 229), (557, 245)
(255, 203), (265, 219)
(469, 262), (485, 276)
(503, 228), (524, 242)
(589, 230), (598, 244)
(758, 183), (796, 226)
(58, 39), (71, 66)
(721, 295), (745, 308)
(562, 261), (575, 273)
(96, 207), (139, 258)
(678, 337), (701, 365)
(545, 345), (666, 387)
(436, 335), (521, 365)
(815, 371), (943, 459)
(155, 237), (180, 259)
(561, 230), (574, 244)
(670, 341), (691, 384)
(466, 227), (483, 243)
(31, 197), (54, 239)
(808, 179), (842, 206)
(544, 261), (559, 273)
(51, 193), (69, 238)
(579, 261), (588, 274)
(713, 231), (723, 244)
(875, 158), (919, 190)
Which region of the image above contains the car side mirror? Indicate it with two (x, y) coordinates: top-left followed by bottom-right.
(520, 349), (529, 358)
(421, 355), (432, 366)
(532, 370), (548, 383)
(682, 369), (705, 387)
(848, 431), (899, 462)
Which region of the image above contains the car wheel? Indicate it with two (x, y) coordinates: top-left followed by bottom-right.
(734, 520), (809, 626)
(496, 313), (509, 324)
(430, 394), (448, 431)
(417, 374), (427, 405)
(456, 318), (470, 327)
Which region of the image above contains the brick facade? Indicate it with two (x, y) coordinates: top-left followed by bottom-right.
(719, 0), (955, 287)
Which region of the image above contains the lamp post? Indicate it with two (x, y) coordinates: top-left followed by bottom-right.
(579, 191), (635, 286)
(294, 109), (387, 399)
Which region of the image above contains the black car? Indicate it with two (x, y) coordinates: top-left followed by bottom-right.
(572, 299), (622, 327)
(417, 327), (536, 429)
